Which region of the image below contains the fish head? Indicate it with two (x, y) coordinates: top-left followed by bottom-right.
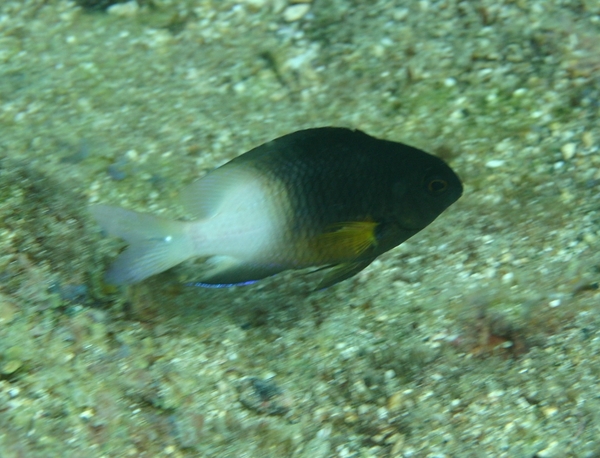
(391, 159), (463, 231)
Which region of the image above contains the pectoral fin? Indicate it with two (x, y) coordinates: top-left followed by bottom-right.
(314, 220), (378, 260)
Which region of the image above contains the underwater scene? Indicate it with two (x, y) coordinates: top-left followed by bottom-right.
(0, 0), (599, 456)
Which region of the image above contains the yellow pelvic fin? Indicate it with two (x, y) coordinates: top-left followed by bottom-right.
(314, 220), (378, 260)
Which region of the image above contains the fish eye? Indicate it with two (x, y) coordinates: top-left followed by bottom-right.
(427, 178), (448, 194)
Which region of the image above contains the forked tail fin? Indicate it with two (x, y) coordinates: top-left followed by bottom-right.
(90, 204), (192, 284)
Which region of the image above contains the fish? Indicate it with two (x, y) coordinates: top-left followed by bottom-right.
(90, 127), (463, 289)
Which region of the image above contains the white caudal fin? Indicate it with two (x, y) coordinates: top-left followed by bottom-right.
(90, 204), (193, 284)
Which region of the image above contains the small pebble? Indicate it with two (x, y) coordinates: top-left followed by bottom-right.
(485, 159), (505, 168)
(443, 77), (457, 87)
(392, 8), (409, 21)
(2, 360), (22, 375)
(390, 434), (406, 455)
(387, 392), (404, 411)
(79, 408), (95, 420)
(549, 299), (561, 308)
(502, 272), (514, 283)
(536, 440), (561, 457)
(283, 4), (310, 22)
(0, 295), (17, 324)
(561, 142), (576, 160)
(237, 377), (289, 416)
(107, 1), (139, 17)
(244, 0), (269, 7)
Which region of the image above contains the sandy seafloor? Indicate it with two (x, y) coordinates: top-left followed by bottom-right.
(1, 0), (600, 456)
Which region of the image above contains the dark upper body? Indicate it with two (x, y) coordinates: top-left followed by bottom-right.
(230, 127), (463, 268)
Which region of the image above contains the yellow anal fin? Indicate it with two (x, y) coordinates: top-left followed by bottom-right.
(314, 220), (378, 260)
